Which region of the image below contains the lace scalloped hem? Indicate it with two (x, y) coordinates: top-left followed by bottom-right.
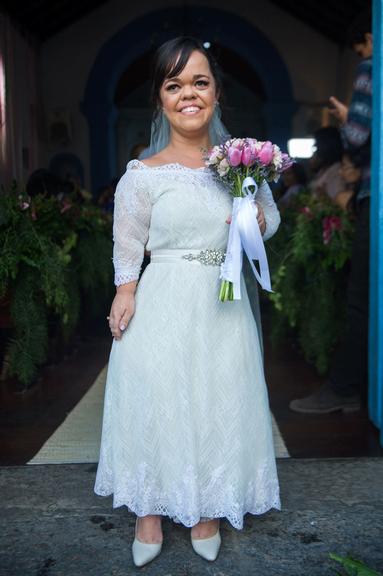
(93, 488), (281, 530)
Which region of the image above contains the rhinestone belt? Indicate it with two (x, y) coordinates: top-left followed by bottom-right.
(151, 249), (226, 266)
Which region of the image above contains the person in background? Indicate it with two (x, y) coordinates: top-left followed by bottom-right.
(334, 153), (362, 211)
(308, 126), (344, 202)
(290, 9), (372, 414)
(26, 169), (72, 200)
(66, 173), (92, 204)
(277, 161), (307, 209)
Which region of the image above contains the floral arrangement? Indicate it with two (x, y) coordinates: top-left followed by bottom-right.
(206, 138), (293, 185)
(0, 182), (113, 387)
(267, 191), (354, 374)
(205, 138), (293, 301)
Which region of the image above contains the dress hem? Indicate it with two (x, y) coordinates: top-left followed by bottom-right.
(94, 488), (281, 530)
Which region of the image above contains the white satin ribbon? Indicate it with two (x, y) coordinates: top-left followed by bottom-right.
(220, 176), (272, 299)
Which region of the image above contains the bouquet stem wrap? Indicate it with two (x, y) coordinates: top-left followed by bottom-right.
(220, 177), (272, 300)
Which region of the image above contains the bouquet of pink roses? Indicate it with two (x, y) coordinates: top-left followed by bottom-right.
(205, 137), (293, 301)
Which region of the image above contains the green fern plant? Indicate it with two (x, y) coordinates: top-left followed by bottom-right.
(267, 192), (354, 374)
(0, 182), (113, 387)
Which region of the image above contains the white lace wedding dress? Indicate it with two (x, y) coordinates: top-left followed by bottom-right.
(94, 159), (281, 529)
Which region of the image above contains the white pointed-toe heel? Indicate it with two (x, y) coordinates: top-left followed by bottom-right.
(191, 522), (221, 561)
(132, 518), (163, 567)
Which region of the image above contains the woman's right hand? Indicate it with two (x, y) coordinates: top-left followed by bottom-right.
(108, 283), (137, 340)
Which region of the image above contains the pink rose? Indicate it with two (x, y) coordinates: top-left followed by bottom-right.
(258, 141), (274, 165)
(227, 146), (242, 167)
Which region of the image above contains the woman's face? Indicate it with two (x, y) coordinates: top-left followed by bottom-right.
(159, 50), (217, 138)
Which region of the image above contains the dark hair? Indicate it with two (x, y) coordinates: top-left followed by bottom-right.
(313, 126), (343, 167)
(347, 8), (372, 47)
(150, 36), (223, 113)
(26, 169), (72, 198)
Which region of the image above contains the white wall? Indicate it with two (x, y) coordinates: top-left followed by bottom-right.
(39, 0), (357, 190)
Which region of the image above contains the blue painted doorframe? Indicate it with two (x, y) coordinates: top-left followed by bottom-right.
(369, 0), (383, 446)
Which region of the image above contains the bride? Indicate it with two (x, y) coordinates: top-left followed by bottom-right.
(94, 36), (281, 567)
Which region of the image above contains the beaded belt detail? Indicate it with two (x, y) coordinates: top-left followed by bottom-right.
(151, 249), (225, 266)
(182, 249), (225, 265)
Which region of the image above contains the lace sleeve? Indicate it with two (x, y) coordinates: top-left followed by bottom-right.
(257, 180), (281, 241)
(112, 165), (151, 286)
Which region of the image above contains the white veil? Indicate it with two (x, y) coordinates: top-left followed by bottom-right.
(139, 104), (230, 159)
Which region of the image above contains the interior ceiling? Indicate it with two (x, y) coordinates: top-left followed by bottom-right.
(0, 0), (370, 44)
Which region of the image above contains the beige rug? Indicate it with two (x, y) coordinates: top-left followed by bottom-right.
(28, 366), (290, 464)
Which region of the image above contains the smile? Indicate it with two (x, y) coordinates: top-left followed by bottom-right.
(179, 106), (201, 115)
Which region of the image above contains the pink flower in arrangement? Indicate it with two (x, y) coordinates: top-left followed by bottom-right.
(299, 206), (313, 219)
(60, 200), (72, 214)
(31, 207), (37, 221)
(322, 215), (342, 245)
(227, 146), (242, 167)
(18, 194), (31, 211)
(281, 152), (294, 170)
(242, 146), (256, 166)
(258, 141), (274, 166)
(230, 138), (245, 149)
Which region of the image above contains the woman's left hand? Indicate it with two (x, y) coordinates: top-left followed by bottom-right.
(225, 203), (266, 235)
(256, 203), (266, 235)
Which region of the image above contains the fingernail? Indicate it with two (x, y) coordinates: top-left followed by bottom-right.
(119, 323), (126, 331)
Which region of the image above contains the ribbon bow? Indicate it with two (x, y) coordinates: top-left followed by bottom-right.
(220, 176), (272, 299)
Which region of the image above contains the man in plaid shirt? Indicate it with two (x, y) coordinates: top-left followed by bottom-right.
(290, 10), (372, 414)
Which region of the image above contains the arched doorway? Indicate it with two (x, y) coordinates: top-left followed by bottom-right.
(82, 6), (296, 194)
